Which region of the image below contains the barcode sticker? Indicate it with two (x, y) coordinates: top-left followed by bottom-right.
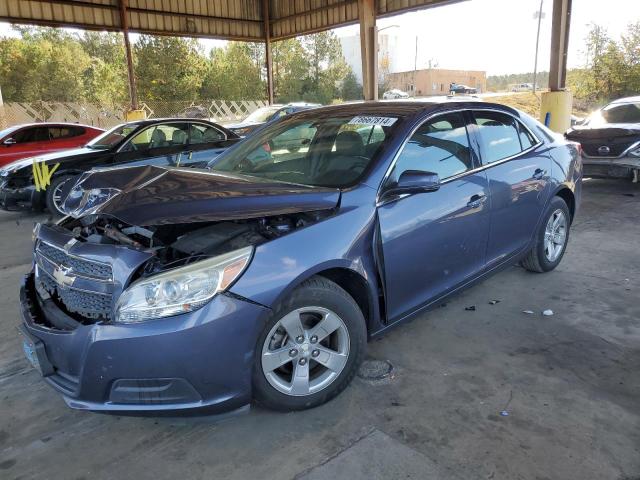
(348, 116), (398, 127)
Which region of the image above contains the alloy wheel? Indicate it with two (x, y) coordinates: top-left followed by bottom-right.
(544, 208), (567, 262)
(261, 306), (350, 396)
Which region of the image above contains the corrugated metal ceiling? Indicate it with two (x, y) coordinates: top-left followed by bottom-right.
(0, 0), (462, 41)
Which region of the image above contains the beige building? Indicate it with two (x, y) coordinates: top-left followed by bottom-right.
(386, 68), (487, 96)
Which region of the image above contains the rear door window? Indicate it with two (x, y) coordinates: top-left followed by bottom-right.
(473, 111), (536, 164)
(48, 127), (76, 139)
(189, 123), (225, 145)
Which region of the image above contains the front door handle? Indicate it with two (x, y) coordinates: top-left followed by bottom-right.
(532, 168), (547, 180)
(467, 193), (486, 208)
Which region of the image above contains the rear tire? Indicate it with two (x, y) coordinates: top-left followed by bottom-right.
(45, 175), (74, 216)
(521, 196), (571, 273)
(252, 276), (366, 411)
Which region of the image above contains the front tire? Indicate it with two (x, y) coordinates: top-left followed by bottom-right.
(45, 174), (75, 216)
(253, 276), (366, 411)
(521, 196), (571, 272)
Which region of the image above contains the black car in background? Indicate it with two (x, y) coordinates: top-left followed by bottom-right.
(449, 83), (478, 94)
(565, 96), (640, 181)
(225, 103), (321, 137)
(0, 118), (239, 215)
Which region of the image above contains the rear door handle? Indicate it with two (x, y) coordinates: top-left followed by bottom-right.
(467, 193), (486, 208)
(532, 168), (547, 180)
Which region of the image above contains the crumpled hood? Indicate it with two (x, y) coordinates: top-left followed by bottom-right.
(63, 165), (340, 226)
(565, 123), (640, 140)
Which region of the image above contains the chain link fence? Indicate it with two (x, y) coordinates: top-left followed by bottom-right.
(0, 100), (268, 130)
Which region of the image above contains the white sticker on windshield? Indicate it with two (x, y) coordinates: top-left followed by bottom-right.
(348, 116), (398, 127)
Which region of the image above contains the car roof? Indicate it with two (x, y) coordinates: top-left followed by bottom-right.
(5, 122), (102, 129)
(286, 102), (322, 107)
(123, 117), (224, 127)
(288, 99), (519, 120)
(608, 96), (640, 105)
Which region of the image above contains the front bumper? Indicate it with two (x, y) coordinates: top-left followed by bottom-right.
(19, 273), (270, 412)
(0, 182), (41, 211)
(582, 156), (640, 179)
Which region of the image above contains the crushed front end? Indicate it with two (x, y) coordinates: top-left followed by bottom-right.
(20, 217), (275, 412)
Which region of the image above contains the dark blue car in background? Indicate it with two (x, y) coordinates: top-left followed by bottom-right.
(20, 100), (581, 413)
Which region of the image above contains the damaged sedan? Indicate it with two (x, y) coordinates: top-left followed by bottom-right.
(20, 101), (581, 413)
(565, 96), (640, 181)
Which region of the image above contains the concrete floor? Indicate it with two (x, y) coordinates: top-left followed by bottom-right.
(0, 179), (638, 480)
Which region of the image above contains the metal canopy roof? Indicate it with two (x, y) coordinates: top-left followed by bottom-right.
(0, 0), (462, 41)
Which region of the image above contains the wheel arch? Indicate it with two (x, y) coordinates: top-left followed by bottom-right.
(314, 267), (374, 334)
(267, 260), (379, 335)
(554, 186), (576, 223)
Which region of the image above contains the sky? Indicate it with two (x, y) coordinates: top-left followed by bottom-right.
(0, 0), (638, 76)
(332, 0), (640, 75)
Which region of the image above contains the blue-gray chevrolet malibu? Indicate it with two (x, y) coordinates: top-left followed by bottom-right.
(19, 100), (582, 413)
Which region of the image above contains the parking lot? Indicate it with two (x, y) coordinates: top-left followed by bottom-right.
(0, 178), (638, 480)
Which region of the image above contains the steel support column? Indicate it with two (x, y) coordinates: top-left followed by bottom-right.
(119, 0), (138, 110)
(263, 0), (274, 104)
(358, 0), (377, 100)
(549, 0), (572, 90)
(541, 0), (573, 132)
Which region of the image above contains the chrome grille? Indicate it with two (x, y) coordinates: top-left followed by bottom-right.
(37, 242), (112, 281)
(35, 241), (113, 320)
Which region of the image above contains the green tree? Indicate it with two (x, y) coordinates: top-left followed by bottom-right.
(80, 32), (128, 108)
(272, 38), (308, 102)
(200, 42), (265, 100)
(567, 22), (640, 105)
(299, 31), (349, 104)
(620, 22), (640, 94)
(0, 27), (90, 102)
(341, 69), (363, 101)
(134, 35), (206, 101)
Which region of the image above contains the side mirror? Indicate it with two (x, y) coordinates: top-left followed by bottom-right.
(3, 138), (16, 146)
(383, 170), (440, 199)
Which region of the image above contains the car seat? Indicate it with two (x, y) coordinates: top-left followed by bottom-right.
(172, 129), (188, 146)
(149, 129), (168, 148)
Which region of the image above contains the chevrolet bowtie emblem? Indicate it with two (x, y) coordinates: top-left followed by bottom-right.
(53, 265), (76, 288)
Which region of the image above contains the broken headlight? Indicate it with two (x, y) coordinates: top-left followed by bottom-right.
(114, 246), (253, 323)
(62, 183), (121, 218)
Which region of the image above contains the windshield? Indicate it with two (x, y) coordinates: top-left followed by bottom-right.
(209, 114), (398, 188)
(243, 106), (282, 123)
(588, 102), (640, 126)
(86, 124), (138, 149)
